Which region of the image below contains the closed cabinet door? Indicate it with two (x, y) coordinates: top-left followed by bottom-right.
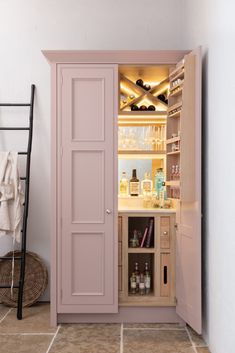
(58, 65), (118, 313)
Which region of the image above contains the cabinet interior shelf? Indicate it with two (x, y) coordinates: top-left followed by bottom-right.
(118, 150), (166, 155)
(167, 150), (180, 155)
(165, 180), (180, 187)
(168, 110), (181, 119)
(170, 69), (184, 82)
(169, 87), (183, 98)
(169, 64), (184, 80)
(128, 248), (155, 254)
(166, 136), (180, 144)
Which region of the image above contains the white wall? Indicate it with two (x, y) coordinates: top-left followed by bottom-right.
(183, 1), (235, 352)
(0, 0), (184, 300)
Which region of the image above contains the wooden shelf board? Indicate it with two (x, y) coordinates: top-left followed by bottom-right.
(167, 150), (180, 155)
(119, 298), (176, 307)
(168, 110), (181, 119)
(128, 248), (155, 254)
(118, 111), (167, 117)
(118, 150), (166, 155)
(169, 64), (184, 79)
(166, 136), (180, 144)
(170, 69), (184, 82)
(165, 180), (180, 187)
(169, 87), (183, 98)
(168, 102), (182, 113)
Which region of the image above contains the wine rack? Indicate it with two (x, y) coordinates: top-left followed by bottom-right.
(119, 66), (170, 113)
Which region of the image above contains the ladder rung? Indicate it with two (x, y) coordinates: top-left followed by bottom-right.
(0, 285), (19, 288)
(0, 127), (30, 131)
(0, 103), (30, 107)
(0, 256), (22, 260)
(20, 177), (27, 180)
(18, 152), (28, 155)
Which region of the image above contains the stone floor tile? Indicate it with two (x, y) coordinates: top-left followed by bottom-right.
(123, 329), (195, 353)
(124, 323), (185, 329)
(0, 304), (11, 321)
(0, 302), (56, 333)
(50, 324), (120, 353)
(196, 348), (211, 353)
(0, 334), (51, 353)
(187, 326), (207, 347)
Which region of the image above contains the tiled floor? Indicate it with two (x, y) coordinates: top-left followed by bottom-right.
(0, 303), (211, 353)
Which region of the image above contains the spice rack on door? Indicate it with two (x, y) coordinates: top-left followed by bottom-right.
(0, 84), (35, 320)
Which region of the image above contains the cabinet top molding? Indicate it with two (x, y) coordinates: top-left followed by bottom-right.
(42, 50), (190, 65)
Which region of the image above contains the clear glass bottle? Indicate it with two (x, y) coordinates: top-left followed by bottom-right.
(130, 169), (140, 196)
(141, 172), (153, 195)
(139, 273), (145, 295)
(144, 262), (151, 294)
(130, 272), (137, 294)
(134, 262), (140, 292)
(129, 230), (139, 248)
(119, 171), (129, 196)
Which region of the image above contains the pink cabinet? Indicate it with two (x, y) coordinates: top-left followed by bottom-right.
(43, 50), (201, 333)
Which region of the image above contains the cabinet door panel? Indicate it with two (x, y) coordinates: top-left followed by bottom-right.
(176, 48), (202, 333)
(58, 65), (118, 313)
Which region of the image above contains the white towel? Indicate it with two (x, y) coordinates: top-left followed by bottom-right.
(0, 152), (24, 243)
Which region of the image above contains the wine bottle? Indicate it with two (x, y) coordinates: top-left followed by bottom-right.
(140, 105), (147, 111)
(134, 262), (140, 292)
(147, 105), (156, 111)
(131, 104), (139, 111)
(136, 79), (144, 87)
(144, 84), (151, 91)
(130, 169), (140, 196)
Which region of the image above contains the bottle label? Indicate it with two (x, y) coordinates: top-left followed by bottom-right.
(130, 182), (139, 194)
(131, 281), (136, 289)
(143, 181), (151, 192)
(145, 277), (151, 289)
(139, 282), (145, 289)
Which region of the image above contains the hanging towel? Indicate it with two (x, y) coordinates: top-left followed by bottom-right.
(0, 152), (24, 243)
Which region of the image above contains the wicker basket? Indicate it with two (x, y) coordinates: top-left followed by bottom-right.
(0, 251), (48, 307)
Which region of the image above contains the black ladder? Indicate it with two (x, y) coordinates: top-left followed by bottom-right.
(0, 84), (35, 319)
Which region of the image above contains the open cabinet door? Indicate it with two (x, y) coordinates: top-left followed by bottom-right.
(176, 48), (202, 333)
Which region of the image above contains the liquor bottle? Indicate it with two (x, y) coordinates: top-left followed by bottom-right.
(140, 105), (147, 111)
(144, 262), (151, 294)
(130, 169), (140, 196)
(119, 172), (129, 196)
(134, 262), (140, 292)
(139, 273), (145, 295)
(141, 172), (153, 195)
(130, 272), (137, 294)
